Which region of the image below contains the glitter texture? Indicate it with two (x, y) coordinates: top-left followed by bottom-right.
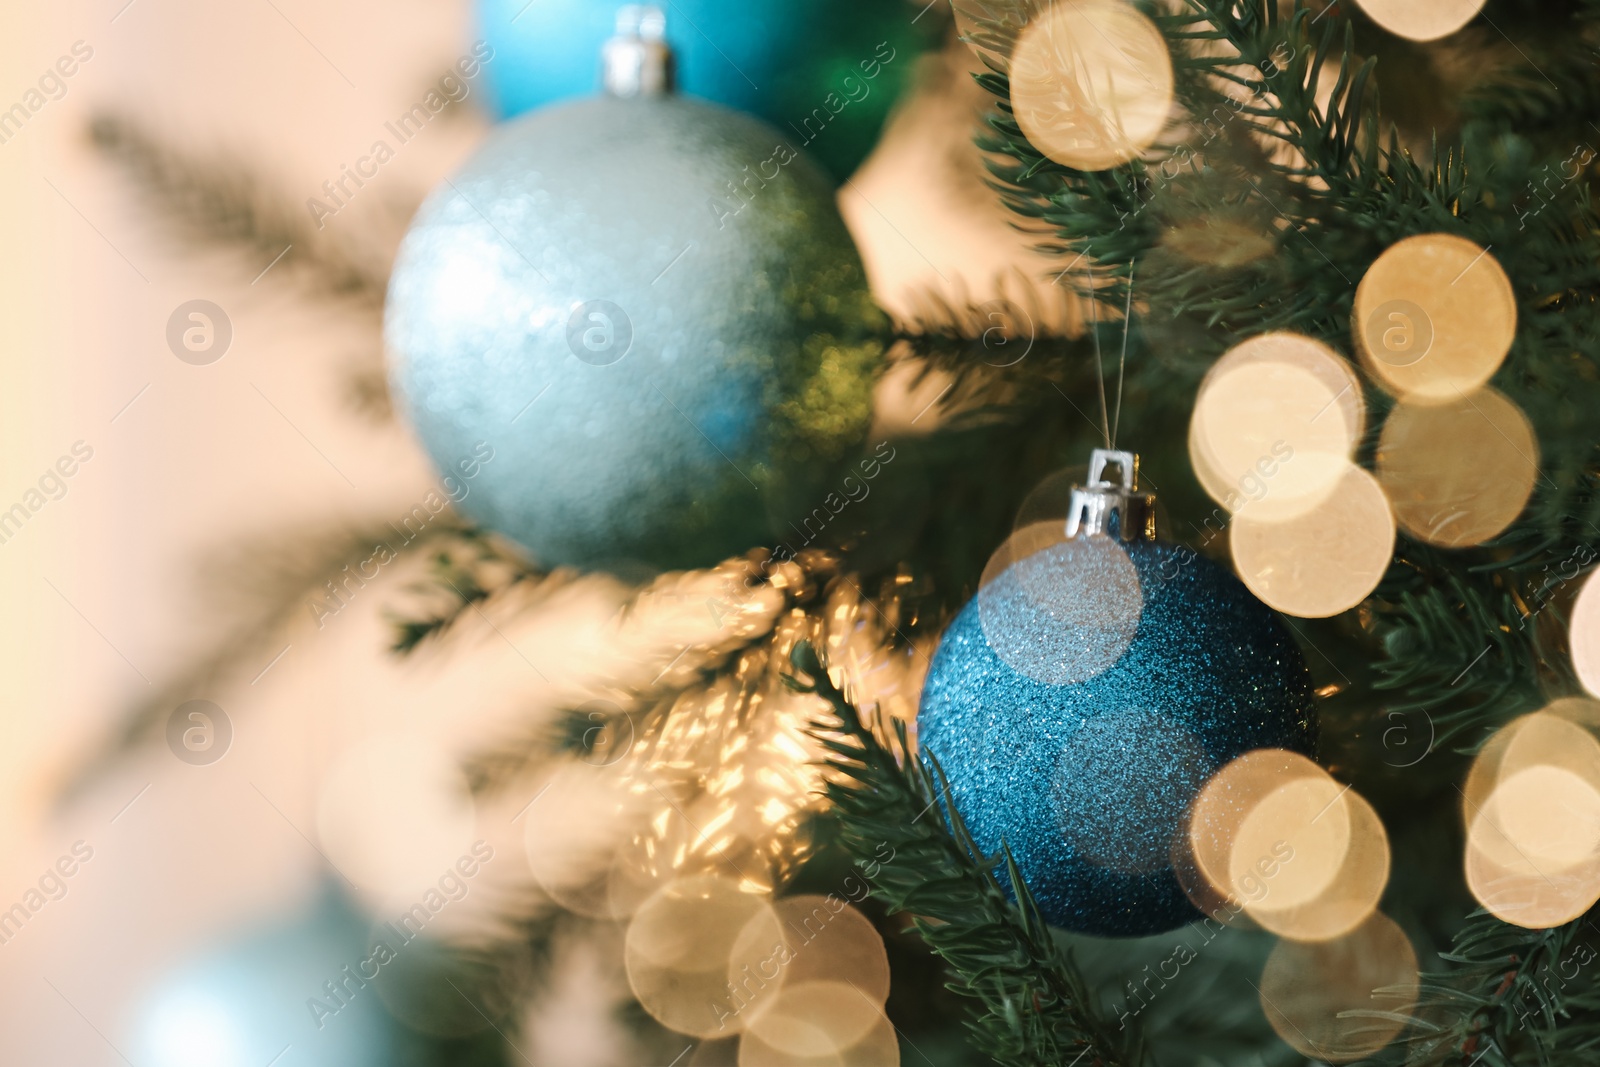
(917, 539), (1317, 936)
(386, 96), (882, 572)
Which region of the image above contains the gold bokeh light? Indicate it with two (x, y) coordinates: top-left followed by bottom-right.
(743, 981), (884, 1060)
(747, 895), (890, 1005)
(1258, 911), (1420, 1063)
(1471, 765), (1600, 872)
(1569, 573), (1600, 700)
(1190, 329), (1363, 521)
(1376, 387), (1538, 548)
(1189, 748), (1326, 915)
(1462, 711), (1600, 829)
(738, 1012), (900, 1067)
(1230, 465), (1394, 619)
(1227, 776), (1351, 914)
(978, 521), (1142, 684)
(1189, 748), (1390, 941)
(1462, 709), (1600, 928)
(1250, 786), (1390, 943)
(710, 894), (893, 1054)
(1008, 0), (1174, 172)
(1352, 233), (1516, 402)
(1353, 0), (1486, 42)
(1189, 331), (1365, 520)
(625, 874), (784, 1037)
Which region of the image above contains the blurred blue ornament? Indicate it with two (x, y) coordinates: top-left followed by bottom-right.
(476, 0), (936, 181)
(387, 12), (882, 573)
(917, 451), (1317, 937)
(131, 887), (397, 1067)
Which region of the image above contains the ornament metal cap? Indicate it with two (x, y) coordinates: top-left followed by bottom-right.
(1065, 448), (1157, 541)
(602, 5), (674, 98)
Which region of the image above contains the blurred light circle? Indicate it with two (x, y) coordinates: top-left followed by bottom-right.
(1249, 787), (1390, 943)
(952, 0), (1034, 58)
(316, 732), (476, 897)
(1464, 835), (1600, 929)
(1353, 0), (1486, 42)
(1188, 749), (1327, 912)
(1499, 710), (1600, 798)
(1008, 0), (1174, 172)
(745, 980), (884, 1058)
(1258, 911), (1419, 1063)
(606, 831), (674, 921)
(1573, 576), (1600, 699)
(1188, 748), (1389, 941)
(1540, 695), (1600, 732)
(738, 1011), (900, 1067)
(1228, 776), (1351, 913)
(1230, 465), (1394, 618)
(1462, 710), (1600, 927)
(1462, 711), (1600, 825)
(1376, 388), (1538, 547)
(1471, 765), (1600, 871)
(1190, 332), (1365, 520)
(1353, 234), (1515, 402)
(523, 760), (649, 920)
(736, 895), (890, 1006)
(977, 521), (1143, 684)
(722, 895), (892, 1054)
(1359, 300), (1433, 368)
(626, 874), (784, 1037)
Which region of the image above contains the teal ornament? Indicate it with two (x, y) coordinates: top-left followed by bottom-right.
(916, 451), (1317, 937)
(131, 888), (397, 1067)
(476, 0), (936, 181)
(387, 14), (882, 573)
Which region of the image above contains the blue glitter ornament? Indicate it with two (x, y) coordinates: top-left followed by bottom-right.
(476, 0), (934, 181)
(387, 11), (882, 572)
(917, 450), (1316, 937)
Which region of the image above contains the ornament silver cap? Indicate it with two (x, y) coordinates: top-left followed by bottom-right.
(602, 5), (674, 98)
(1065, 448), (1157, 541)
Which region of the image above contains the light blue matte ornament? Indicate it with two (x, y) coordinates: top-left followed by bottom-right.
(130, 888), (397, 1067)
(386, 9), (883, 573)
(917, 450), (1318, 937)
(476, 0), (933, 181)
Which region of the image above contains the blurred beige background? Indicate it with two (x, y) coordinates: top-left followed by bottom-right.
(0, 1), (1059, 1061)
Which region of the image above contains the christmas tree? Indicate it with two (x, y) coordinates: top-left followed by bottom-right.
(86, 1), (1600, 1065)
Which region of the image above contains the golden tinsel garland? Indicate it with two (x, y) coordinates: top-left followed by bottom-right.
(552, 551), (933, 914)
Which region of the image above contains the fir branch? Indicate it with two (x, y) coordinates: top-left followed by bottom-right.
(63, 519), (472, 804)
(1366, 565), (1549, 771)
(1359, 905), (1600, 1067)
(791, 641), (1139, 1067)
(388, 527), (550, 655)
(91, 110), (401, 423)
(1457, 1), (1600, 147)
(88, 112), (392, 300)
(966, 0), (1401, 375)
(888, 288), (1103, 416)
(964, 0), (1600, 770)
